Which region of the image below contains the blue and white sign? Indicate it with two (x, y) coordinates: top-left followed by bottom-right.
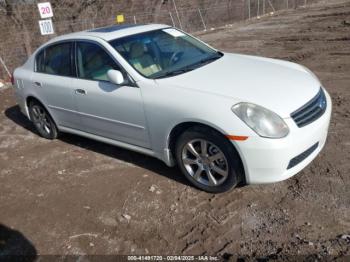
(38, 19), (54, 35)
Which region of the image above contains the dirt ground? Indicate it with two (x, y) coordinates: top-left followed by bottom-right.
(0, 0), (349, 260)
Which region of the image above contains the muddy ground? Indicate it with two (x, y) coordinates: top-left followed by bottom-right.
(0, 0), (349, 260)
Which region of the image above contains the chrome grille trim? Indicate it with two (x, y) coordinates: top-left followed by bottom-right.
(291, 88), (327, 128)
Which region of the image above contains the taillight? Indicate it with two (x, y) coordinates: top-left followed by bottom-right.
(10, 74), (14, 85)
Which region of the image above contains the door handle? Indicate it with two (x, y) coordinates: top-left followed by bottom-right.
(75, 89), (86, 95)
(34, 81), (42, 87)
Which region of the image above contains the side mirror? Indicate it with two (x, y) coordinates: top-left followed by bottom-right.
(107, 70), (125, 85)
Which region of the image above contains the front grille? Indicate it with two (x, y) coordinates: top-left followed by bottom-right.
(287, 142), (319, 169)
(291, 88), (327, 128)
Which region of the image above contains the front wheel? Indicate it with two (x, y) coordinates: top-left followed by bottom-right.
(175, 127), (243, 193)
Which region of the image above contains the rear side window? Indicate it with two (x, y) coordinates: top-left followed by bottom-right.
(76, 42), (120, 81)
(36, 50), (45, 72)
(36, 42), (73, 77)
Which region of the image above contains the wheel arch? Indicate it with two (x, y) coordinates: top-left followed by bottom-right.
(26, 96), (58, 127)
(166, 121), (246, 183)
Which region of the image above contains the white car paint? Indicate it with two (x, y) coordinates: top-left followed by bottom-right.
(13, 24), (332, 186)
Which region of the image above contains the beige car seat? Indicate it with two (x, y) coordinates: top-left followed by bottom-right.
(129, 42), (161, 76)
(77, 47), (113, 81)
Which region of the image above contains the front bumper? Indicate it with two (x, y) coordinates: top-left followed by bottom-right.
(235, 89), (332, 184)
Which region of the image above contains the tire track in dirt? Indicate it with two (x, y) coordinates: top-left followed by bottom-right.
(278, 42), (350, 62)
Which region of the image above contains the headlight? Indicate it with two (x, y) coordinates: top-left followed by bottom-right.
(232, 103), (289, 138)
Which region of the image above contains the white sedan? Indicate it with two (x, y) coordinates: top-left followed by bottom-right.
(13, 24), (332, 192)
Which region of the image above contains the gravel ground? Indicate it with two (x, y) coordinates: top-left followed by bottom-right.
(0, 0), (349, 260)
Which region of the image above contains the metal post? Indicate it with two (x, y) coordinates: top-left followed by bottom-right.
(242, 0), (245, 20)
(248, 0), (251, 19)
(257, 0), (260, 17)
(287, 0), (289, 9)
(169, 12), (175, 27)
(172, 0), (183, 29)
(268, 0), (276, 12)
(133, 15), (137, 24)
(263, 0), (266, 14)
(0, 56), (11, 78)
(305, 0), (307, 6)
(198, 8), (207, 31)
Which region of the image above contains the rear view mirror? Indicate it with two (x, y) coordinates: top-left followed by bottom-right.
(107, 70), (125, 85)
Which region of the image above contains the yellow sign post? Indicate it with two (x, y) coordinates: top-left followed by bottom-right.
(116, 14), (125, 24)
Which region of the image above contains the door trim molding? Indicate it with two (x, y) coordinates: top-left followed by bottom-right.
(48, 105), (145, 130)
(59, 125), (155, 157)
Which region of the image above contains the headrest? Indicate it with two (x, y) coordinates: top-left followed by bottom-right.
(130, 42), (145, 59)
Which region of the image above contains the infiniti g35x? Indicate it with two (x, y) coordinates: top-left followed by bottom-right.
(13, 24), (332, 193)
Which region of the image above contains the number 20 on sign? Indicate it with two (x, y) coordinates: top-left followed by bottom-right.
(37, 2), (54, 19)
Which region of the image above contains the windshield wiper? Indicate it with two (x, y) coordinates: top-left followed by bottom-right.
(193, 53), (223, 67)
(154, 67), (194, 79)
(154, 53), (223, 79)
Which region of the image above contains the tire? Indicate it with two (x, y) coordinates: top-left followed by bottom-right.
(28, 100), (58, 140)
(175, 126), (243, 193)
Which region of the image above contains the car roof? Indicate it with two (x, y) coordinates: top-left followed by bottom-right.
(51, 24), (170, 43)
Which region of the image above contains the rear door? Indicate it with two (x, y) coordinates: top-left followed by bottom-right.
(31, 41), (80, 129)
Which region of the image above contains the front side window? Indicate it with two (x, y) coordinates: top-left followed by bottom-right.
(36, 42), (73, 77)
(76, 42), (120, 81)
(109, 28), (222, 79)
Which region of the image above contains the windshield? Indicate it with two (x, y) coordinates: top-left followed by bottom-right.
(109, 28), (223, 79)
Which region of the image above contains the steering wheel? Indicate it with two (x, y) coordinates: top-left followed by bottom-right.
(169, 51), (184, 66)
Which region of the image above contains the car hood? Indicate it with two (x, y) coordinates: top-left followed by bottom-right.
(156, 53), (321, 118)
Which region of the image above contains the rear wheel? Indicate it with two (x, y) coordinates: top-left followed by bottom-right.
(28, 101), (58, 139)
(175, 126), (243, 193)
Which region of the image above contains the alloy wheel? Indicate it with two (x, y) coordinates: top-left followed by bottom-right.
(31, 105), (52, 135)
(181, 139), (229, 187)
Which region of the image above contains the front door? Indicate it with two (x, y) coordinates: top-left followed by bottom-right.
(71, 41), (150, 148)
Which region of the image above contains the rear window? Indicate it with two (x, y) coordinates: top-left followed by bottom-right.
(36, 42), (73, 77)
